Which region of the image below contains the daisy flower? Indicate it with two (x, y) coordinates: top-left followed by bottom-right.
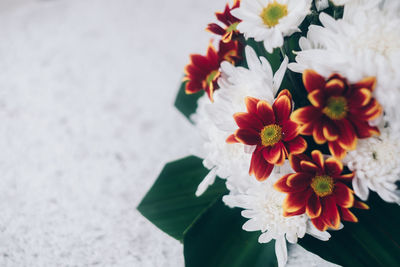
(291, 70), (382, 159)
(192, 46), (288, 195)
(345, 127), (400, 204)
(289, 0), (400, 126)
(184, 40), (241, 101)
(228, 90), (307, 181)
(274, 151), (368, 231)
(223, 163), (330, 267)
(206, 0), (241, 43)
(232, 0), (312, 53)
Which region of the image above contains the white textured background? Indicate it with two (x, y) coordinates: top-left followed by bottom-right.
(0, 0), (334, 266)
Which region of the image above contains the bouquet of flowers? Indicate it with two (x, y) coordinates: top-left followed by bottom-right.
(138, 0), (400, 266)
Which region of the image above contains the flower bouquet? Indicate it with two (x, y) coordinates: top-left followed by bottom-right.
(138, 0), (400, 266)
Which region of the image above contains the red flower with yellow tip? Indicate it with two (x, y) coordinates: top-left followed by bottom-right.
(291, 70), (382, 159)
(227, 90), (307, 181)
(184, 40), (241, 101)
(206, 0), (241, 43)
(274, 150), (368, 231)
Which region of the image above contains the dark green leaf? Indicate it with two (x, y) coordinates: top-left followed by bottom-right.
(137, 156), (227, 241)
(174, 81), (204, 123)
(299, 193), (400, 267)
(184, 199), (278, 267)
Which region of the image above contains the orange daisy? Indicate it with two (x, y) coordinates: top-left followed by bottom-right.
(184, 40), (241, 101)
(274, 150), (368, 231)
(227, 90), (307, 181)
(291, 70), (382, 159)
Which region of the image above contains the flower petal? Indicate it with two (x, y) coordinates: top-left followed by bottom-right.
(311, 216), (328, 231)
(352, 76), (376, 91)
(303, 69), (326, 93)
(262, 144), (282, 164)
(289, 153), (312, 172)
(313, 120), (326, 144)
(308, 89), (325, 108)
(311, 150), (324, 169)
(256, 100), (275, 125)
(273, 94), (292, 123)
(340, 207), (358, 222)
(336, 119), (357, 151)
(322, 121), (339, 141)
(287, 172), (313, 189)
(233, 112), (264, 131)
(283, 189), (311, 213)
(281, 120), (299, 141)
(324, 157), (343, 176)
(291, 106), (320, 124)
(328, 141), (347, 159)
(245, 96), (260, 114)
(235, 128), (260, 145)
(334, 182), (354, 208)
(249, 149), (274, 181)
(348, 88), (372, 108)
(226, 134), (239, 144)
(322, 196), (341, 229)
(324, 77), (346, 96)
(286, 136), (307, 154)
(300, 160), (319, 173)
(335, 172), (354, 181)
(306, 192), (322, 218)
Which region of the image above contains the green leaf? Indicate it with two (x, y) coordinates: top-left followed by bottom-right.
(184, 199), (278, 267)
(174, 81), (204, 123)
(299, 193), (400, 267)
(137, 156), (227, 241)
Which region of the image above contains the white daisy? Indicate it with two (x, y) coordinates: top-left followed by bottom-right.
(345, 126), (400, 204)
(232, 0), (312, 53)
(289, 0), (400, 127)
(191, 46), (288, 196)
(223, 163), (330, 267)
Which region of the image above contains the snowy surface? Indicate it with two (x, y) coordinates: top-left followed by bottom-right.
(0, 0), (336, 266)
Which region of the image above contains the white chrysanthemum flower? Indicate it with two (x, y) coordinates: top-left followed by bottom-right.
(345, 127), (400, 204)
(232, 0), (312, 53)
(192, 46), (288, 196)
(289, 0), (400, 127)
(223, 164), (330, 267)
(315, 0), (329, 11)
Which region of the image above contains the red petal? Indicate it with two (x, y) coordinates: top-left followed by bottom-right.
(245, 97), (260, 114)
(300, 160), (319, 173)
(340, 207), (358, 222)
(283, 189), (311, 213)
(336, 119), (357, 150)
(311, 216), (328, 231)
(287, 172), (313, 188)
(235, 129), (260, 145)
(289, 153), (312, 172)
(249, 150), (274, 181)
(276, 89), (293, 102)
(311, 150), (325, 170)
(306, 192), (322, 218)
(313, 120), (326, 144)
(334, 182), (354, 208)
(274, 174), (293, 193)
(281, 120), (299, 141)
(286, 136), (307, 154)
(206, 23), (225, 35)
(299, 122), (314, 135)
(308, 89), (325, 108)
(226, 134), (239, 143)
(328, 141), (347, 159)
(284, 206), (306, 217)
(324, 78), (346, 96)
(185, 80), (202, 94)
(256, 100), (275, 125)
(303, 70), (326, 93)
(233, 112), (264, 131)
(324, 157), (343, 176)
(322, 121), (339, 141)
(322, 196), (341, 229)
(352, 76), (376, 91)
(354, 200), (369, 210)
(348, 88), (372, 108)
(335, 172), (354, 181)
(273, 94), (292, 123)
(291, 106), (321, 124)
(262, 144), (282, 164)
(348, 116), (380, 138)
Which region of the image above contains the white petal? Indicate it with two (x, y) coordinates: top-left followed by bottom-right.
(275, 236), (288, 267)
(352, 176), (370, 201)
(258, 231), (273, 243)
(273, 56), (288, 95)
(196, 168), (217, 196)
(306, 221), (331, 241)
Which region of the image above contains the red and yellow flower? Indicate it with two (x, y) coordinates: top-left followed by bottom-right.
(206, 0), (241, 43)
(274, 150), (368, 231)
(291, 70), (382, 159)
(184, 40), (241, 101)
(227, 90), (307, 181)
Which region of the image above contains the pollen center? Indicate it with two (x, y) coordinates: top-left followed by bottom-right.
(322, 96), (348, 120)
(311, 175), (334, 197)
(260, 1), (288, 28)
(260, 124), (282, 146)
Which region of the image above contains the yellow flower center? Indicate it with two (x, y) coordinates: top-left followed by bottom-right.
(311, 175), (334, 197)
(322, 96), (348, 120)
(260, 124), (282, 146)
(226, 22), (239, 34)
(260, 1), (288, 28)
